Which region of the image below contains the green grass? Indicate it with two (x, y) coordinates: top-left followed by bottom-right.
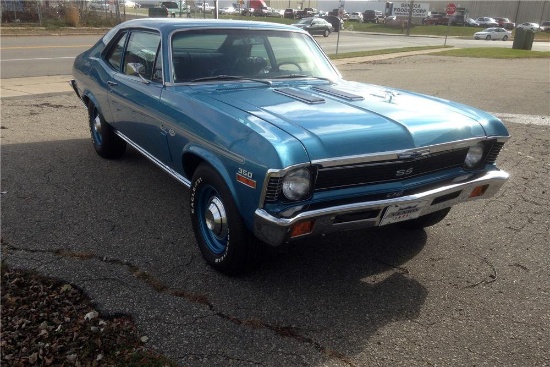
(433, 47), (550, 58)
(329, 45), (452, 59)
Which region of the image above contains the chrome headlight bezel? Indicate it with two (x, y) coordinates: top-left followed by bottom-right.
(464, 142), (485, 169)
(282, 167), (313, 201)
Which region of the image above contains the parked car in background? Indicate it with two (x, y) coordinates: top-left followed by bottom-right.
(294, 9), (307, 19)
(161, 1), (186, 17)
(194, 2), (214, 13)
(449, 14), (464, 26)
(124, 1), (140, 8)
(71, 18), (510, 275)
(322, 15), (344, 32)
(283, 8), (295, 18)
(148, 6), (169, 17)
(292, 17), (333, 36)
(328, 8), (348, 19)
(303, 7), (317, 16)
(423, 14), (449, 25)
(89, 0), (109, 10)
(219, 6), (234, 15)
(363, 9), (383, 23)
(493, 17), (515, 30)
(516, 22), (540, 31)
(348, 12), (363, 22)
(266, 8), (283, 17)
(475, 17), (498, 27)
(465, 17), (479, 27)
(473, 27), (511, 40)
(541, 21), (550, 32)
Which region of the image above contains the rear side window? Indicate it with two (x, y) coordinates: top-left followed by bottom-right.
(106, 33), (127, 71)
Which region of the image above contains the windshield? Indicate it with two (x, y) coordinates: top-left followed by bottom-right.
(297, 18), (312, 25)
(171, 29), (338, 83)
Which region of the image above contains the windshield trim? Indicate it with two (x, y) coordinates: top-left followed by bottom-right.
(167, 27), (340, 85)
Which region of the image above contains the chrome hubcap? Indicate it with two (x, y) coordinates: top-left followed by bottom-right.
(205, 196), (227, 241)
(93, 115), (102, 134)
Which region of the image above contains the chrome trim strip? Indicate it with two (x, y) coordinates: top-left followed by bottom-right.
(258, 163), (314, 208)
(114, 130), (191, 187)
(254, 170), (509, 246)
(311, 137), (510, 168)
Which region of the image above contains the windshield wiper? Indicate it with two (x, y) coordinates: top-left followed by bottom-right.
(273, 74), (309, 79)
(273, 74), (333, 83)
(191, 75), (272, 86)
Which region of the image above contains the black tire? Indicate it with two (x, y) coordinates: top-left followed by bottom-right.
(486, 35), (491, 40)
(323, 29), (330, 37)
(190, 163), (264, 275)
(502, 35), (508, 41)
(88, 101), (126, 159)
(397, 208), (451, 230)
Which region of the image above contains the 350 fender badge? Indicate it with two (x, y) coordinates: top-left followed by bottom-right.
(236, 172), (256, 189)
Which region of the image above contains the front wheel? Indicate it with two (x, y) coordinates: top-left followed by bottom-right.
(190, 163), (264, 275)
(397, 208), (451, 230)
(323, 29), (330, 37)
(502, 35), (508, 41)
(486, 35), (491, 40)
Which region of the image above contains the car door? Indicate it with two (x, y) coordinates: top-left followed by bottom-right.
(106, 30), (172, 164)
(311, 19), (323, 34)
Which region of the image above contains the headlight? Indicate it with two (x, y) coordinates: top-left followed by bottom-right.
(282, 168), (312, 201)
(464, 142), (485, 169)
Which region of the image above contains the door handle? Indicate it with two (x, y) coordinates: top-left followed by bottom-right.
(107, 81), (118, 86)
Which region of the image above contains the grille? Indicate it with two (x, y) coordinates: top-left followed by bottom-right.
(264, 177), (283, 203)
(485, 142), (505, 164)
(315, 148), (469, 191)
(263, 141), (506, 204)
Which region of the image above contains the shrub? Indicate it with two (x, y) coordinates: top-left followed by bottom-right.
(64, 6), (80, 27)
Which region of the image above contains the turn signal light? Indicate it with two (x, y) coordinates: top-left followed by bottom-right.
(469, 184), (489, 198)
(290, 221), (314, 238)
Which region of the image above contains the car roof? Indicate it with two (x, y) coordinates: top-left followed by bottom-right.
(112, 18), (299, 34)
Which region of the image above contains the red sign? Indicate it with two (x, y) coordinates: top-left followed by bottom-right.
(446, 3), (456, 15)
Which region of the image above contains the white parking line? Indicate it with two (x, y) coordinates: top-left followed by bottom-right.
(1, 57), (76, 62)
(495, 113), (550, 126)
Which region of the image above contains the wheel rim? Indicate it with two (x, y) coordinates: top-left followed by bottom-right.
(91, 110), (103, 146)
(197, 185), (228, 254)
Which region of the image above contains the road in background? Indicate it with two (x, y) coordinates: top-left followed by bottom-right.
(1, 32), (549, 78)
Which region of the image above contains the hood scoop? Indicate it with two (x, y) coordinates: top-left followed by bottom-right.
(312, 85), (365, 101)
(274, 87), (325, 104)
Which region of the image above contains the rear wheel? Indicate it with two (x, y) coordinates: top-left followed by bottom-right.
(397, 208), (451, 230)
(190, 163), (264, 275)
(88, 101), (126, 159)
(486, 35), (491, 40)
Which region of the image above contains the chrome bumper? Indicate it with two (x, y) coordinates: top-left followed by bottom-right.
(69, 79), (81, 100)
(253, 170), (509, 246)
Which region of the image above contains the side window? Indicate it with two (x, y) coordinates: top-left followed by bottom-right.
(123, 31), (161, 82)
(250, 43), (268, 59)
(106, 33), (128, 71)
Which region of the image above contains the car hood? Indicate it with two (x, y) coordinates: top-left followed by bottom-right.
(190, 80), (501, 161)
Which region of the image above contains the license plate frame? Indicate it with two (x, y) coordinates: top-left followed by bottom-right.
(379, 200), (429, 226)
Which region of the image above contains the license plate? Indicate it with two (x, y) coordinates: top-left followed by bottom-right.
(379, 200), (428, 226)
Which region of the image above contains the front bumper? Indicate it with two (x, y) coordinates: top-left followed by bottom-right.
(254, 170), (509, 246)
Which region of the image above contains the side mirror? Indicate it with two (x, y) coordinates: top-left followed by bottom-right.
(127, 62), (145, 76)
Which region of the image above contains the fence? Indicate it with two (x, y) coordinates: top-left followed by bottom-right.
(0, 0), (128, 26)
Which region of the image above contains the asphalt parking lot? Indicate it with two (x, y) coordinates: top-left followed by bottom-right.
(2, 55), (549, 366)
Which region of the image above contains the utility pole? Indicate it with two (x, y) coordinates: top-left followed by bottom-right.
(406, 0), (414, 36)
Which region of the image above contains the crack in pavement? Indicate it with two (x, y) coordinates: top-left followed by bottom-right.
(3, 243), (358, 366)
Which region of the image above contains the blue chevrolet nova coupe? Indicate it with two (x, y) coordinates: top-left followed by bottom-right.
(71, 18), (510, 275)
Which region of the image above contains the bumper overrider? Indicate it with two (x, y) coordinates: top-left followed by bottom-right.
(254, 170), (509, 246)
